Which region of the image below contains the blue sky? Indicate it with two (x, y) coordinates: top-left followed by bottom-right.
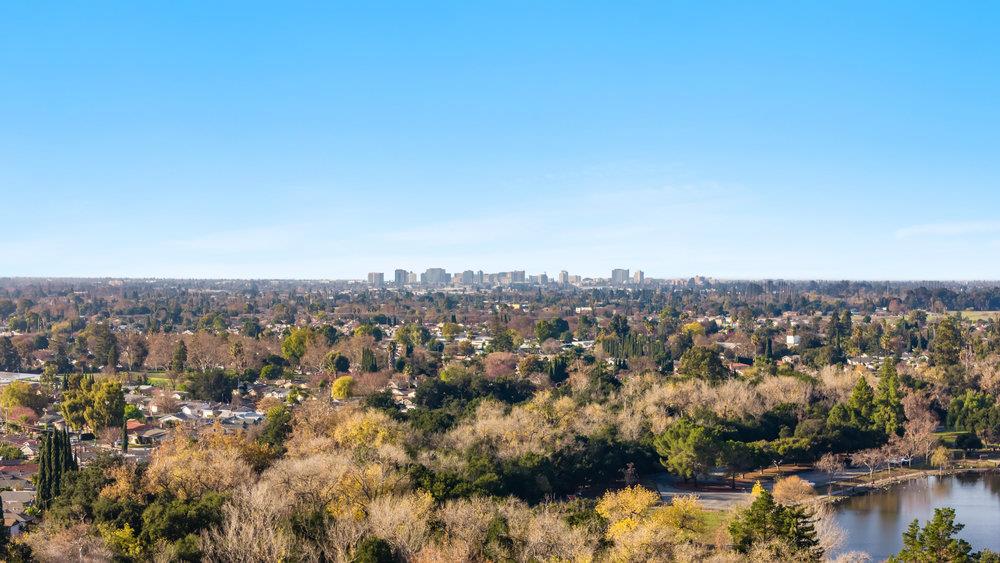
(2, 2), (1000, 279)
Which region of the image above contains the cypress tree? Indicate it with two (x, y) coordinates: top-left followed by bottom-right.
(45, 431), (55, 501)
(64, 427), (76, 471)
(35, 432), (49, 508)
(122, 420), (128, 453)
(52, 430), (63, 497)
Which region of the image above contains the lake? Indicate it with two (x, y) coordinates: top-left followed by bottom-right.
(832, 472), (1000, 561)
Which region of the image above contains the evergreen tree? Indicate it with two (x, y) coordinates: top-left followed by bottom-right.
(35, 432), (50, 508)
(360, 347), (378, 372)
(846, 376), (876, 430)
(52, 429), (63, 498)
(729, 489), (821, 559)
(36, 428), (78, 509)
(873, 358), (905, 436)
(930, 316), (963, 367)
(0, 336), (20, 372)
(653, 418), (721, 484)
(888, 508), (974, 563)
(171, 340), (188, 372)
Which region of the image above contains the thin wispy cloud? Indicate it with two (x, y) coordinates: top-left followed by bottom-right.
(895, 221), (1000, 239)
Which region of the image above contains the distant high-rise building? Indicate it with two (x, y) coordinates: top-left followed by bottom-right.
(421, 268), (449, 285)
(461, 270), (475, 285)
(476, 270), (484, 285)
(407, 271), (418, 284)
(367, 272), (384, 286)
(511, 270), (526, 283)
(611, 269), (630, 285)
(394, 269), (408, 285)
(539, 273), (548, 285)
(558, 270), (569, 285)
(633, 270), (644, 284)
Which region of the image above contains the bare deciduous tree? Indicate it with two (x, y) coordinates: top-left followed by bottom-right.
(850, 448), (885, 482)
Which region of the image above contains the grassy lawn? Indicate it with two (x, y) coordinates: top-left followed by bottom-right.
(146, 376), (174, 388)
(944, 310), (1000, 321)
(699, 509), (730, 545)
(933, 430), (981, 449)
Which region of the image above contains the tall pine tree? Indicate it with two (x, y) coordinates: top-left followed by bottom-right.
(874, 358), (905, 437)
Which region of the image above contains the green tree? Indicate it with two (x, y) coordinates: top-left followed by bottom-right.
(360, 347), (378, 372)
(0, 336), (20, 372)
(59, 388), (90, 432)
(84, 380), (126, 432)
(353, 536), (396, 563)
(873, 358), (905, 436)
(719, 440), (761, 489)
(86, 322), (119, 371)
(258, 404), (292, 452)
(323, 351), (350, 373)
(440, 322), (461, 342)
(331, 375), (354, 400)
(729, 489), (821, 559)
(124, 403), (144, 421)
(0, 442), (23, 460)
(930, 316), (963, 367)
(0, 380), (48, 414)
(171, 340), (188, 372)
(676, 346), (730, 383)
(260, 364), (283, 380)
(35, 428), (77, 508)
(394, 323), (430, 349)
(846, 376), (876, 429)
(947, 390), (995, 435)
(534, 318), (569, 342)
(281, 327), (310, 365)
(186, 369), (235, 402)
(888, 508), (973, 563)
(653, 418), (720, 484)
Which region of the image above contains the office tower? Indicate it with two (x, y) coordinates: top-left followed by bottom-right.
(511, 270), (526, 283)
(611, 268), (630, 285)
(461, 270), (475, 285)
(422, 268), (449, 285)
(367, 272), (384, 286)
(633, 270), (644, 284)
(394, 269), (408, 285)
(558, 270), (569, 285)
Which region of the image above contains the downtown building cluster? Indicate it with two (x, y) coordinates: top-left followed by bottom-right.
(366, 268), (647, 288)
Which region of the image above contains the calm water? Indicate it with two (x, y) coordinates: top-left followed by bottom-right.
(832, 473), (1000, 561)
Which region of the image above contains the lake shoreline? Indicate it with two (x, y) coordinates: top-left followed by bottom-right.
(830, 470), (1000, 561)
(818, 465), (999, 505)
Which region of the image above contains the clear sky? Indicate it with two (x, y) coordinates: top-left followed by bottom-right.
(3, 2), (1000, 280)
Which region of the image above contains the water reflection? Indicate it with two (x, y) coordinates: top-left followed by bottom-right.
(833, 473), (1000, 562)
